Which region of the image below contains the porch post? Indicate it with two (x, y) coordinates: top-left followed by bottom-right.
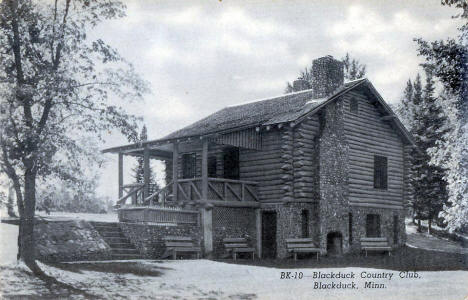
(143, 145), (150, 200)
(256, 209), (262, 258)
(172, 142), (179, 202)
(118, 153), (123, 199)
(201, 138), (208, 201)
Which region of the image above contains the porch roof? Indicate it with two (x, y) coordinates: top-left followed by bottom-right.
(102, 78), (416, 155)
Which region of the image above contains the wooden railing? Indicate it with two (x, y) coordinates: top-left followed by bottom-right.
(144, 181), (173, 206)
(117, 183), (160, 206)
(118, 205), (199, 224)
(177, 177), (258, 202)
(124, 178), (258, 207)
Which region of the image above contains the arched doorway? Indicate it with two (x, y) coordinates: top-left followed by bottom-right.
(326, 232), (343, 256)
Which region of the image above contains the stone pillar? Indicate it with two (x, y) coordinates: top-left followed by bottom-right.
(201, 207), (213, 257)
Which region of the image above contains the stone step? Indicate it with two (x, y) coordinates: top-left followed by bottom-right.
(108, 242), (136, 249)
(90, 222), (143, 260)
(100, 231), (125, 238)
(110, 253), (144, 260)
(103, 236), (131, 244)
(112, 248), (141, 255)
(91, 221), (120, 227)
(93, 225), (120, 231)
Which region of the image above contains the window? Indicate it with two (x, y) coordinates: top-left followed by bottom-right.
(182, 153), (197, 179)
(208, 155), (217, 178)
(393, 215), (399, 244)
(366, 214), (381, 237)
(350, 98), (359, 114)
(374, 155), (388, 189)
(223, 147), (240, 180)
(348, 212), (353, 244)
(301, 210), (309, 238)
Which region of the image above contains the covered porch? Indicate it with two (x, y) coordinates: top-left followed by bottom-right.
(102, 128), (263, 214)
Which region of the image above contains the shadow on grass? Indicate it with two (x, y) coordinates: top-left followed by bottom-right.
(47, 261), (173, 277)
(218, 246), (468, 271)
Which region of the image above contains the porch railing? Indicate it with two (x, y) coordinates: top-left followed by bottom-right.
(117, 183), (159, 206)
(143, 177), (259, 205)
(118, 205), (199, 224)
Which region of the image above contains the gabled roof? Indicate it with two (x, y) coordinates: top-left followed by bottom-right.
(163, 78), (366, 140)
(102, 78), (416, 154)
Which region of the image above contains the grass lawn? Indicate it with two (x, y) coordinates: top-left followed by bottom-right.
(0, 246), (465, 300)
(221, 246), (468, 271)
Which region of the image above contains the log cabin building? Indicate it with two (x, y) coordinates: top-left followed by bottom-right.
(103, 55), (415, 258)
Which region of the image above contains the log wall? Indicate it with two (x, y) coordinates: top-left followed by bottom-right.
(240, 129), (284, 202)
(343, 90), (405, 209)
(293, 115), (320, 201)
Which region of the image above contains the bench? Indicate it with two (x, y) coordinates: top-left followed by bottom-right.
(161, 236), (201, 259)
(286, 238), (321, 261)
(360, 237), (392, 256)
(223, 238), (255, 260)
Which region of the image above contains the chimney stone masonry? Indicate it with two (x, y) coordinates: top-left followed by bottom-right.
(312, 55), (344, 99)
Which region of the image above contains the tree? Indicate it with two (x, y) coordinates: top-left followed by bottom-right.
(395, 79), (415, 130)
(414, 0), (468, 232)
(284, 53), (366, 93)
(342, 53), (367, 81)
(410, 69), (449, 233)
(0, 0), (147, 279)
(130, 125), (160, 202)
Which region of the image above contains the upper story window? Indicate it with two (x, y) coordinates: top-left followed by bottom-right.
(374, 155), (388, 189)
(182, 153), (197, 179)
(223, 147), (240, 180)
(350, 98), (359, 114)
(208, 155), (217, 178)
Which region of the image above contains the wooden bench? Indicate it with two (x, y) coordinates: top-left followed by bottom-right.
(286, 238), (321, 261)
(223, 238), (255, 260)
(360, 237), (392, 256)
(161, 236), (201, 259)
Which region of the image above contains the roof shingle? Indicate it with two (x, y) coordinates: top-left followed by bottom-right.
(163, 79), (366, 140)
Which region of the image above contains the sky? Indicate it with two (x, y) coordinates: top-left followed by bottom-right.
(85, 0), (463, 199)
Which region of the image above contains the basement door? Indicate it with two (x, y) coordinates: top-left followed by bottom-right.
(261, 211), (277, 258)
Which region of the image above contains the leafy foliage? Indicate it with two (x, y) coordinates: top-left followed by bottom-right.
(411, 0), (468, 231)
(0, 0), (148, 269)
(408, 70), (449, 228)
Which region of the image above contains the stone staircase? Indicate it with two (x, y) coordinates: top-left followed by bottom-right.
(90, 222), (143, 260)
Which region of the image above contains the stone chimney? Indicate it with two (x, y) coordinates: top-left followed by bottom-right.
(311, 55), (344, 98)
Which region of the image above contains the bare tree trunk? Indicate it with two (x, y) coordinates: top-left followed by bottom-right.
(428, 218), (432, 235)
(417, 219), (422, 232)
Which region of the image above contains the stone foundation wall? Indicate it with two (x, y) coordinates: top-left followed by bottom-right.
(261, 202), (320, 259)
(35, 220), (111, 262)
(119, 222), (201, 258)
(212, 207), (257, 257)
(348, 207), (406, 252)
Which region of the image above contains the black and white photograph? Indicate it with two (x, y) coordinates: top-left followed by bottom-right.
(0, 0), (467, 299)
